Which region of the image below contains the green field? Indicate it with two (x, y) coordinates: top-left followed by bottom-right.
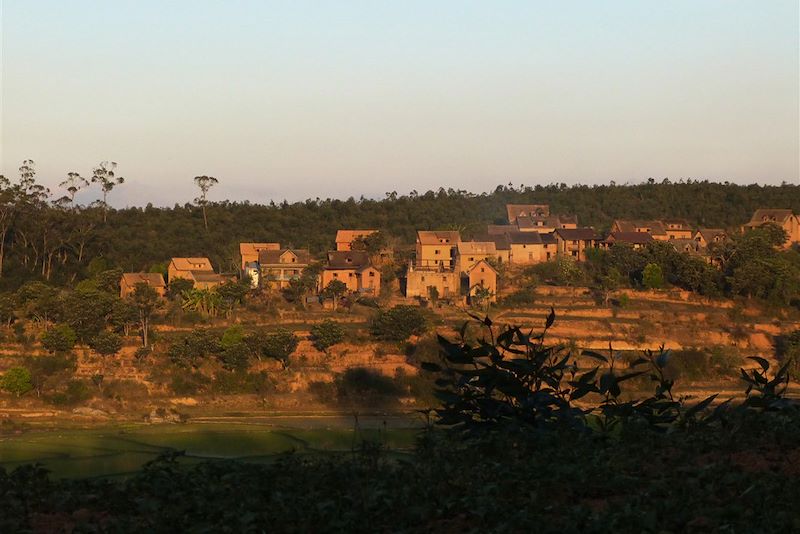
(0, 418), (420, 479)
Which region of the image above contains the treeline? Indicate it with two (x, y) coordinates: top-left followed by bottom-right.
(0, 160), (798, 290)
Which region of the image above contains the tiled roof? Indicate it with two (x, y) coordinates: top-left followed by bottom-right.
(258, 248), (311, 265)
(507, 232), (543, 245)
(457, 241), (497, 255)
(555, 228), (598, 240)
(326, 250), (371, 269)
(417, 230), (461, 245)
(121, 272), (165, 288)
(239, 243), (280, 256)
(171, 257), (213, 272)
(745, 209), (795, 226)
(506, 203), (550, 223)
(605, 232), (654, 245)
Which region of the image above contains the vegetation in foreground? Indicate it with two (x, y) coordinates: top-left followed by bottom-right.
(2, 314), (798, 533)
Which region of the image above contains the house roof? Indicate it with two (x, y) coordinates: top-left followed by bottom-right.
(457, 241), (497, 255)
(467, 259), (497, 274)
(745, 209), (795, 226)
(506, 203), (550, 223)
(670, 239), (699, 253)
(191, 271), (228, 283)
(416, 230), (461, 245)
(555, 228), (598, 240)
(335, 230), (377, 243)
(507, 231), (543, 245)
(605, 232), (654, 245)
(171, 257), (213, 272)
(326, 250), (371, 269)
(479, 233), (512, 250)
(612, 220), (667, 236)
(663, 219), (692, 230)
(695, 228), (726, 243)
(258, 248), (311, 265)
(239, 243), (280, 257)
(541, 233), (558, 245)
(487, 224), (518, 235)
(121, 272), (165, 288)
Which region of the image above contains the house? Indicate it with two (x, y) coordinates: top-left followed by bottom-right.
(239, 243), (280, 270)
(610, 220), (669, 241)
(516, 214), (578, 233)
(120, 272), (166, 299)
(258, 248), (311, 290)
(415, 231), (461, 270)
(743, 209), (800, 247)
(507, 232), (546, 265)
(554, 228), (599, 261)
(456, 241), (497, 273)
(405, 263), (461, 299)
(191, 272), (235, 291)
(670, 239), (700, 254)
(319, 251), (381, 295)
(168, 257), (214, 283)
(602, 232), (654, 250)
(663, 219), (693, 240)
(335, 230), (378, 251)
(467, 260), (497, 303)
(506, 204), (550, 224)
(693, 228), (727, 249)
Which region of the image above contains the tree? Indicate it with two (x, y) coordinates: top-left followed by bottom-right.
(0, 292), (17, 326)
(261, 328), (299, 368)
(310, 319), (345, 352)
(217, 280), (249, 317)
(428, 286), (439, 307)
(131, 282), (160, 347)
(168, 328), (222, 368)
(0, 367), (33, 397)
(90, 161), (124, 223)
(57, 172), (89, 206)
(16, 282), (61, 329)
(90, 331), (123, 358)
(283, 264), (321, 308)
(193, 175), (219, 231)
(41, 324), (78, 353)
(370, 305), (427, 341)
(471, 284), (492, 310)
(62, 289), (115, 342)
(321, 279), (348, 311)
(111, 299), (139, 336)
(168, 278), (194, 299)
(556, 256), (584, 287)
(28, 354), (76, 397)
(642, 263), (664, 290)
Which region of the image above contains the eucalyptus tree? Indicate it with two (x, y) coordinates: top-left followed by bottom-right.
(91, 161), (124, 223)
(193, 175), (218, 230)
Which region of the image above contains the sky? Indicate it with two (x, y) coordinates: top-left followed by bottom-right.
(0, 0), (798, 207)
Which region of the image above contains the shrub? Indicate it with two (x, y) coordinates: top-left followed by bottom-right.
(310, 320), (345, 352)
(169, 371), (211, 396)
(324, 367), (403, 409)
(211, 371), (272, 395)
(642, 263), (664, 290)
(221, 325), (245, 349)
(89, 331), (123, 357)
(776, 329), (800, 378)
(370, 305), (427, 341)
(103, 379), (149, 401)
(260, 329), (299, 368)
(0, 367), (33, 397)
(48, 379), (92, 406)
(41, 324), (78, 354)
(499, 286), (535, 308)
(168, 329), (222, 368)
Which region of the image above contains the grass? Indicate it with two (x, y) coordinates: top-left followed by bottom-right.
(0, 421), (420, 479)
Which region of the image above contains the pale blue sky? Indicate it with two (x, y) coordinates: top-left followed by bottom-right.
(1, 0), (798, 206)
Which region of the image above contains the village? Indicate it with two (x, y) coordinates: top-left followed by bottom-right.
(119, 205), (800, 306)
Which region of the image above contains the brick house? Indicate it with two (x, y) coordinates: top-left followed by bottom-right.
(554, 228), (599, 261)
(743, 209), (800, 248)
(258, 248), (311, 290)
(320, 251), (381, 295)
(120, 272), (166, 299)
(467, 260), (497, 303)
(335, 230), (378, 251)
(239, 242), (280, 270)
(415, 231), (461, 270)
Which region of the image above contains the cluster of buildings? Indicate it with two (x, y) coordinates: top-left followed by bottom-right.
(118, 205), (799, 304)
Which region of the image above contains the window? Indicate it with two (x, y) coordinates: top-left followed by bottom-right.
(480, 268), (485, 273)
(369, 271), (375, 277)
(435, 250), (440, 255)
(421, 276), (426, 282)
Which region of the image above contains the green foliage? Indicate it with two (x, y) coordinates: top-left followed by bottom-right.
(0, 292), (17, 325)
(89, 331), (123, 357)
(169, 371), (211, 396)
(216, 280), (249, 315)
(94, 268), (124, 294)
(211, 370), (272, 395)
(27, 354), (76, 396)
(776, 329), (800, 379)
(61, 289), (115, 342)
(0, 367), (32, 397)
(168, 328), (222, 368)
(370, 305), (427, 341)
(310, 319), (345, 352)
(168, 278), (194, 299)
(499, 286), (535, 307)
(556, 256), (584, 286)
(260, 328), (299, 367)
(220, 325), (245, 349)
(47, 379), (93, 405)
(41, 324), (77, 353)
(642, 262), (664, 289)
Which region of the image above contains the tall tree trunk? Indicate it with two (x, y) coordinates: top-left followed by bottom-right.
(202, 205), (208, 231)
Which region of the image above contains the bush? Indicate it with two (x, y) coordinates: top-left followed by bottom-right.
(313, 367), (403, 409)
(310, 320), (345, 352)
(168, 329), (222, 368)
(89, 331), (123, 357)
(41, 324), (78, 354)
(48, 379), (92, 406)
(103, 379), (149, 401)
(211, 371), (272, 395)
(260, 329), (299, 368)
(0, 367), (33, 397)
(499, 286), (535, 308)
(221, 325), (245, 349)
(642, 263), (664, 290)
(169, 371), (211, 396)
(370, 305), (427, 341)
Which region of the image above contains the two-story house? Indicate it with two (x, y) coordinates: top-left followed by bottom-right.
(258, 248), (311, 290)
(335, 230), (378, 251)
(120, 272), (166, 299)
(610, 220), (669, 241)
(239, 242), (280, 270)
(456, 241), (498, 273)
(554, 228), (599, 261)
(415, 231), (461, 270)
(467, 260), (497, 303)
(320, 251), (381, 295)
(743, 209), (800, 248)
